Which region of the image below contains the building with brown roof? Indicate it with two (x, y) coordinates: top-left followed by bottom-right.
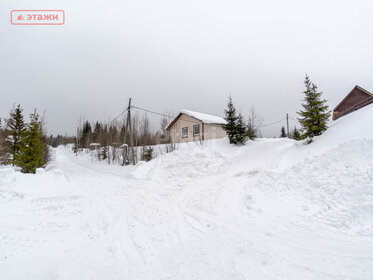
(333, 85), (373, 120)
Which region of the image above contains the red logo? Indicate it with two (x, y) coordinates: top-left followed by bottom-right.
(11, 10), (65, 25)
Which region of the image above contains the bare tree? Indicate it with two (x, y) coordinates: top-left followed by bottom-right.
(159, 110), (173, 145)
(246, 107), (263, 139)
(40, 110), (51, 165)
(0, 117), (11, 164)
(139, 113), (151, 146)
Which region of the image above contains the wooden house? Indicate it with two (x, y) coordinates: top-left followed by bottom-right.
(333, 85), (373, 120)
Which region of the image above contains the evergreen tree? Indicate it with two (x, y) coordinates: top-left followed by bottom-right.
(223, 96), (239, 144)
(6, 104), (26, 165)
(280, 126), (287, 138)
(297, 75), (331, 142)
(293, 127), (301, 140)
(235, 113), (248, 144)
(14, 111), (47, 173)
(79, 121), (92, 148)
(93, 121), (101, 143)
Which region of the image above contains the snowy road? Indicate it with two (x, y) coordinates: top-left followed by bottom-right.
(1, 115), (373, 279)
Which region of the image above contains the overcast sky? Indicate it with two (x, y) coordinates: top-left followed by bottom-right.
(1, 0), (373, 137)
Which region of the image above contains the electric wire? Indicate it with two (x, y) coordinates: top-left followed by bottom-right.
(107, 108), (128, 126)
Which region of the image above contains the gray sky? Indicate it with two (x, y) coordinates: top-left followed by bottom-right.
(1, 0), (373, 137)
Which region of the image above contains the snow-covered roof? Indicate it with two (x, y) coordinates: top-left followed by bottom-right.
(166, 109), (226, 130)
(180, 110), (226, 125)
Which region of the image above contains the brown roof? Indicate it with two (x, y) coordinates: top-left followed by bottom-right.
(334, 85), (373, 112)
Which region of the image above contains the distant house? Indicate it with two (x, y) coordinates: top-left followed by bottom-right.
(166, 110), (226, 143)
(333, 85), (373, 120)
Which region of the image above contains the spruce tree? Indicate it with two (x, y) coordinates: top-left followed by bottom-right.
(14, 111), (47, 173)
(93, 121), (101, 143)
(6, 104), (26, 165)
(223, 96), (239, 144)
(235, 113), (248, 144)
(298, 75), (330, 142)
(293, 127), (301, 140)
(80, 121), (92, 148)
(280, 126), (287, 138)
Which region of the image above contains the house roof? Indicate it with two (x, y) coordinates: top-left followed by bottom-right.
(181, 110), (226, 124)
(167, 110), (226, 130)
(334, 85), (373, 111)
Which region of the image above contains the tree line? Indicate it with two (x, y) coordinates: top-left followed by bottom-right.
(74, 112), (172, 164)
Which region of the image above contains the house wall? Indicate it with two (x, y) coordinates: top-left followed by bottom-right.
(169, 113), (226, 143)
(203, 123), (227, 140)
(169, 114), (203, 143)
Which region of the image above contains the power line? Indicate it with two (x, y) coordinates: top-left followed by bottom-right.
(107, 108), (128, 126)
(131, 105), (174, 119)
(108, 102), (304, 133)
(259, 118), (286, 128)
(288, 114), (297, 121)
(131, 105), (207, 125)
(133, 104), (291, 129)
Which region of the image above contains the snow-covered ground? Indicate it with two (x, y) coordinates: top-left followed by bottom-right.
(1, 105), (373, 280)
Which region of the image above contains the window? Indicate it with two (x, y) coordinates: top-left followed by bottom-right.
(182, 127), (188, 138)
(193, 124), (200, 136)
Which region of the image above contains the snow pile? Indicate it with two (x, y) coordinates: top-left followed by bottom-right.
(306, 103), (373, 152)
(132, 142), (227, 184)
(260, 139), (373, 235)
(0, 104), (373, 279)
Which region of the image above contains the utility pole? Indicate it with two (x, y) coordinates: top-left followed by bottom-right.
(128, 98), (135, 165)
(123, 98), (135, 165)
(123, 115), (129, 165)
(286, 113), (289, 137)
